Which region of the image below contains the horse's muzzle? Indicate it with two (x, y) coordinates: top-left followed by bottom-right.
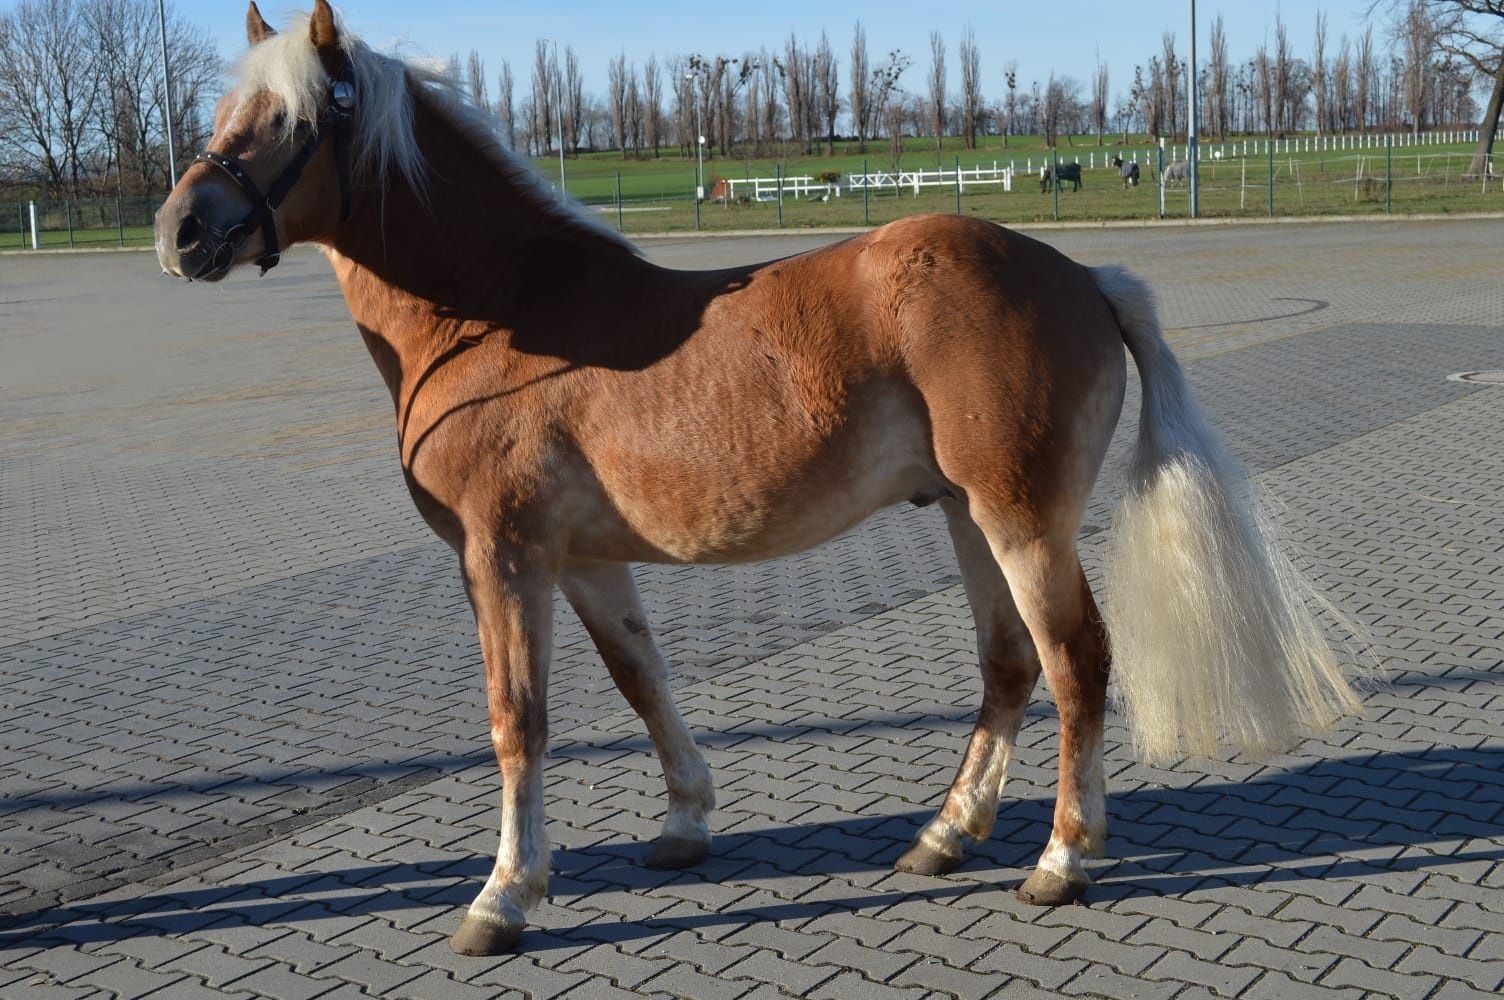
(155, 180), (248, 282)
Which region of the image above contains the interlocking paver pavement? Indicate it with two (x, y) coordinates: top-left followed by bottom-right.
(2, 219), (1501, 998)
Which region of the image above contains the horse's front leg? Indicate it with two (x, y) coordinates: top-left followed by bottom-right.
(451, 540), (555, 957)
(561, 561), (714, 869)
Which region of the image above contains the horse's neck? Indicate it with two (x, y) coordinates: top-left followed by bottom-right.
(326, 97), (632, 406)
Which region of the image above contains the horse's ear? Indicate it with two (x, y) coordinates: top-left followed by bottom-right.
(246, 1), (274, 46)
(309, 0), (339, 56)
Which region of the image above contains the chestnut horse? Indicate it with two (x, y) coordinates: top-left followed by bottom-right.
(155, 3), (1362, 956)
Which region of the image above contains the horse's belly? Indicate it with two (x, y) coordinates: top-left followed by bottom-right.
(568, 407), (943, 565)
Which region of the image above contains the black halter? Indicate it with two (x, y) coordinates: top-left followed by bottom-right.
(190, 72), (355, 279)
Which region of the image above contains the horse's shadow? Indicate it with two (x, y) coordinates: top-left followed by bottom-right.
(6, 742), (1499, 954)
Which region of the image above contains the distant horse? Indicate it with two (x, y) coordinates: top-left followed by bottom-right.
(1039, 161), (1083, 193)
(1111, 156), (1141, 189)
(1163, 160), (1191, 186)
(155, 1), (1363, 957)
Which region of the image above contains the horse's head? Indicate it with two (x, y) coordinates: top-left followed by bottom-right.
(156, 1), (354, 281)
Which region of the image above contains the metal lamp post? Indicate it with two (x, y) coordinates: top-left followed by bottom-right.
(548, 39), (566, 202)
(1188, 0), (1199, 218)
(686, 71), (705, 229)
(157, 0), (178, 186)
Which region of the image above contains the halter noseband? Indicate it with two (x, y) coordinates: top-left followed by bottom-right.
(190, 72), (355, 279)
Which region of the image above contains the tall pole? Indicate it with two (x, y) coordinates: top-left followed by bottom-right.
(687, 71), (704, 230)
(551, 39), (566, 203)
(157, 0), (177, 187)
(1187, 0), (1199, 218)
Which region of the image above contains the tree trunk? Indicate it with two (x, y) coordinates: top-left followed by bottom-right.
(1465, 57), (1503, 179)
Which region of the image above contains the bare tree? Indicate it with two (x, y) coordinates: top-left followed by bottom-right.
(1091, 52), (1109, 144)
(1208, 15), (1230, 138)
(1333, 35), (1352, 132)
(1357, 24), (1375, 128)
(667, 55), (691, 155)
(780, 34), (812, 152)
(466, 50), (487, 107)
(959, 27), (982, 149)
(1312, 11), (1329, 134)
(849, 22), (870, 152)
(497, 60), (516, 149)
(84, 0), (163, 193)
(927, 30), (946, 149)
(643, 54), (663, 157)
(607, 52), (628, 157)
(1415, 1), (1503, 175)
(626, 65), (642, 156)
(884, 88), (907, 168)
(870, 48), (910, 142)
(756, 47), (781, 149)
(1399, 0), (1438, 135)
(1255, 42), (1275, 135)
(1274, 14), (1293, 134)
(1, 0), (217, 197)
(814, 31), (838, 155)
(531, 39), (554, 155)
(714, 55), (751, 156)
(1040, 72), (1081, 146)
(562, 46), (583, 154)
(1161, 33), (1181, 137)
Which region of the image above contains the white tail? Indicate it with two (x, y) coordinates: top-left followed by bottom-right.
(1091, 266), (1364, 761)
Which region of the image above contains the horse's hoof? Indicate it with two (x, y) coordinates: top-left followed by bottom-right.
(645, 834), (710, 870)
(894, 840), (964, 876)
(450, 915), (523, 956)
(1016, 868), (1090, 907)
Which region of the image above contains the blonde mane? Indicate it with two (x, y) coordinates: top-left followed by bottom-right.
(236, 14), (634, 251)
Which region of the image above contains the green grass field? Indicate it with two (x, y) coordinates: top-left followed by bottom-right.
(8, 133), (1499, 249)
(550, 134), (1503, 234)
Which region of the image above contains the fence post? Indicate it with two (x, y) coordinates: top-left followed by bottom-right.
(28, 201), (38, 249)
(1385, 135), (1392, 214)
(1157, 143), (1165, 219)
(116, 193), (125, 246)
(862, 158), (869, 225)
(66, 201), (74, 248)
(1267, 140), (1274, 217)
(954, 155), (962, 213)
(1052, 148), (1060, 221)
(776, 163), (783, 227)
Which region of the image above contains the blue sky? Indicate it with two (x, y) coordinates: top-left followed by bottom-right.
(207, 1), (1391, 104)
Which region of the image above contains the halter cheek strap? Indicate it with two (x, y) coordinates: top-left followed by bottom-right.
(190, 72), (355, 279)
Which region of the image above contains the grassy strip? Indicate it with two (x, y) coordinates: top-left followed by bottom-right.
(9, 138), (1499, 248)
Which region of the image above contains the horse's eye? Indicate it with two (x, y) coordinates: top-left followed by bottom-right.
(271, 110), (287, 131)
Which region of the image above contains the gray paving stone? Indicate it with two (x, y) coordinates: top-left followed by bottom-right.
(1320, 957), (1441, 998)
(4, 223), (1504, 1000)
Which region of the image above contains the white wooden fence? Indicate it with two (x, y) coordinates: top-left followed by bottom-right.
(705, 129), (1499, 206)
(846, 163), (1016, 194)
(722, 176), (839, 201)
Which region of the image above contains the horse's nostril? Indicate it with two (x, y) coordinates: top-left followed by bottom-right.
(176, 214), (201, 248)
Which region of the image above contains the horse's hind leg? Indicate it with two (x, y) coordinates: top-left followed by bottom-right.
(896, 500), (1040, 875)
(991, 534), (1111, 905)
(560, 562), (714, 870)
